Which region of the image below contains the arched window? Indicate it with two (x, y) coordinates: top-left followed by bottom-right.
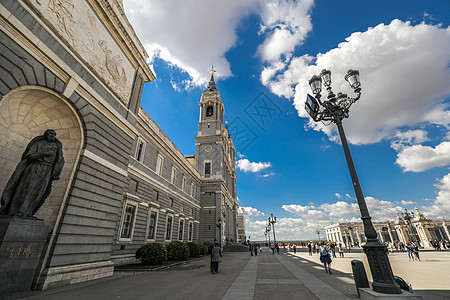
(206, 105), (213, 117)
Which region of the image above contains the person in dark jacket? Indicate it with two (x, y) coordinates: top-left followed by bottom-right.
(211, 240), (222, 274)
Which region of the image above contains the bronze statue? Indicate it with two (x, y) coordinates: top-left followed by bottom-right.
(0, 129), (64, 217)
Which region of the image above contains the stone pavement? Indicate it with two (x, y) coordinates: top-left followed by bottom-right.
(15, 247), (450, 300)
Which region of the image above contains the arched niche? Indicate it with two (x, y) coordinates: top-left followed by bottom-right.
(0, 86), (84, 229)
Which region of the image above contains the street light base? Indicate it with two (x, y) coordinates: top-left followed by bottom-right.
(363, 241), (402, 294)
(359, 288), (422, 300)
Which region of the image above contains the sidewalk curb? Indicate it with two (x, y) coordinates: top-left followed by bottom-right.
(115, 256), (208, 272)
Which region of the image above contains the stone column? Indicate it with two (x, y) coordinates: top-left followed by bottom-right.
(338, 230), (344, 245)
(388, 229), (394, 243)
(443, 221), (450, 241)
(356, 230), (362, 245)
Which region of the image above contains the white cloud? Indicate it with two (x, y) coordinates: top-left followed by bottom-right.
(395, 141), (450, 172)
(400, 200), (416, 206)
(262, 20), (450, 145)
(257, 0), (314, 62)
(236, 152), (245, 159)
(262, 172), (276, 178)
(242, 206), (266, 217)
(335, 193), (342, 198)
(236, 158), (272, 173)
(124, 0), (260, 89)
(247, 173), (450, 241)
(390, 130), (430, 151)
(420, 172), (450, 219)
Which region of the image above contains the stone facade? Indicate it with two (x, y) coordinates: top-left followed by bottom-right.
(325, 208), (450, 248)
(237, 208), (246, 243)
(0, 0), (237, 290)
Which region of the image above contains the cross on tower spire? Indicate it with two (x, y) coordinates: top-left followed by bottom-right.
(205, 64), (217, 92)
(209, 65), (216, 76)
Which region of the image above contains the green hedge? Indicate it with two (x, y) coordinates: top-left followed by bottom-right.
(166, 241), (190, 260)
(198, 243), (209, 255)
(203, 241), (212, 253)
(135, 242), (166, 265)
(186, 242), (199, 257)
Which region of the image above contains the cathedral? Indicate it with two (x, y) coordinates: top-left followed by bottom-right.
(0, 0), (238, 290)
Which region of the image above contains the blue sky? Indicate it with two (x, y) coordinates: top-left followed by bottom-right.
(124, 0), (450, 240)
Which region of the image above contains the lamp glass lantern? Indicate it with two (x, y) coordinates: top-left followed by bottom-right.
(308, 75), (322, 94)
(344, 69), (360, 89)
(319, 69), (332, 87)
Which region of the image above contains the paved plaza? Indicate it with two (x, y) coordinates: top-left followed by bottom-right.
(16, 248), (450, 300)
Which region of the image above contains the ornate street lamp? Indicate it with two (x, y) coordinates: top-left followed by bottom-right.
(316, 229), (320, 241)
(266, 226), (271, 245)
(305, 69), (401, 294)
(401, 208), (420, 243)
(268, 214), (277, 245)
(264, 229), (268, 246)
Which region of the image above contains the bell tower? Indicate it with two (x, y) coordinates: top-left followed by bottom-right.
(195, 69), (238, 245)
(197, 71), (225, 138)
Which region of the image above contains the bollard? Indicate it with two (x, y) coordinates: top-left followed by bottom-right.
(351, 260), (369, 296)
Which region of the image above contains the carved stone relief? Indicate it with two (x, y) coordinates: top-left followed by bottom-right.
(31, 0), (133, 103)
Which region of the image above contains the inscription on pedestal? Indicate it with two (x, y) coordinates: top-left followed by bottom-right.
(0, 217), (49, 295)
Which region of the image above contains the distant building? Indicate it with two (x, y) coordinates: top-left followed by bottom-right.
(0, 0), (237, 289)
(237, 208), (246, 243)
(325, 207), (450, 247)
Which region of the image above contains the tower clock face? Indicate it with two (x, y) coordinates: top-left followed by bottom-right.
(205, 145), (212, 152)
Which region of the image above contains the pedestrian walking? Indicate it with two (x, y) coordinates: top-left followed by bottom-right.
(412, 241), (421, 261)
(406, 241), (414, 261)
(249, 243), (253, 256)
(330, 242), (336, 258)
(254, 243), (258, 256)
(209, 239), (217, 273)
(276, 244), (280, 254)
(270, 242), (275, 254)
(308, 243), (312, 256)
(338, 243), (344, 258)
(211, 240), (222, 274)
(293, 244), (297, 254)
(319, 241), (333, 274)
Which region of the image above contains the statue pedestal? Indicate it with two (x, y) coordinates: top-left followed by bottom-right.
(0, 216), (49, 294)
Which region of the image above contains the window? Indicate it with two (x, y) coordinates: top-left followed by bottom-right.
(205, 162), (211, 175)
(178, 219), (184, 240)
(182, 176), (187, 192)
(171, 166), (177, 184)
(120, 203), (137, 239)
(206, 105), (213, 117)
(156, 153), (164, 175)
(190, 183), (195, 197)
(165, 215), (173, 241)
(190, 207), (193, 216)
(180, 203), (184, 213)
(188, 222), (193, 241)
(154, 190), (159, 202)
(170, 198), (174, 207)
(147, 211), (158, 240)
(135, 139), (146, 162)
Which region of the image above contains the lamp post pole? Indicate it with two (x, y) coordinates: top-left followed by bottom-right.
(267, 226), (271, 245)
(269, 214), (277, 246)
(217, 218), (222, 247)
(316, 229), (320, 242)
(401, 208), (419, 244)
(304, 69), (401, 294)
(264, 230), (268, 246)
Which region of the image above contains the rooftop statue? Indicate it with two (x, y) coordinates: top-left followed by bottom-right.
(0, 129), (64, 217)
